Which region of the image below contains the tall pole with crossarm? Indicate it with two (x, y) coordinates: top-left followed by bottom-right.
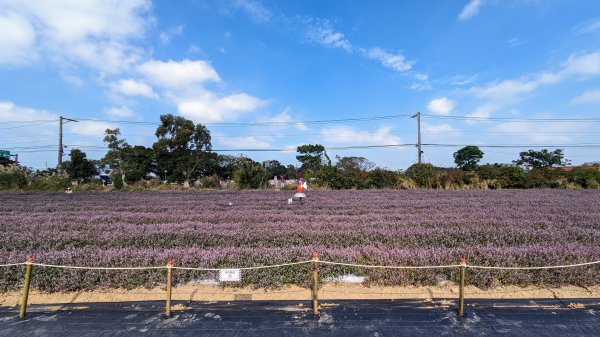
(57, 116), (79, 168)
(411, 112), (422, 164)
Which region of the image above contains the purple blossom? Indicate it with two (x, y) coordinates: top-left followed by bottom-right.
(0, 190), (598, 291)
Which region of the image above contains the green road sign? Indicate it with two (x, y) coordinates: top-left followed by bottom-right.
(0, 150), (10, 158)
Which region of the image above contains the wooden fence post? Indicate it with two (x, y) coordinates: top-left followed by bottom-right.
(458, 257), (466, 317)
(165, 260), (173, 317)
(312, 252), (319, 315)
(19, 257), (34, 319)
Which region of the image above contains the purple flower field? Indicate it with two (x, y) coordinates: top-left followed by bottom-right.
(1, 190), (599, 292)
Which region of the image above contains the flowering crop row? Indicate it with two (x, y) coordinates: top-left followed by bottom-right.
(0, 190), (598, 291)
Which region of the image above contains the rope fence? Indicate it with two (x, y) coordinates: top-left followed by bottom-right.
(2, 254), (599, 319)
(4, 259), (600, 270)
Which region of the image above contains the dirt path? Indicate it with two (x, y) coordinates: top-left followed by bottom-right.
(2, 284), (599, 307)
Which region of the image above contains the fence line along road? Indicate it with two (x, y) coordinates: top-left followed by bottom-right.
(2, 259), (600, 270)
(3, 256), (599, 319)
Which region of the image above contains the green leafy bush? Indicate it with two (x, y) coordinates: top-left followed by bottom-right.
(0, 166), (28, 190)
(568, 168), (600, 189)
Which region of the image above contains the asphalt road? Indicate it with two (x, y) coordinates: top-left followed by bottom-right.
(1, 298), (599, 336)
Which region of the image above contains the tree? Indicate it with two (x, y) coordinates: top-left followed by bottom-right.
(233, 157), (268, 189)
(125, 146), (156, 182)
(296, 144), (330, 174)
(214, 154), (241, 180)
(285, 165), (298, 179)
(0, 157), (16, 167)
(514, 149), (570, 168)
(453, 146), (484, 170)
(406, 163), (439, 188)
(63, 149), (96, 182)
(335, 156), (375, 172)
(152, 114), (212, 187)
(263, 160), (287, 179)
(102, 128), (132, 187)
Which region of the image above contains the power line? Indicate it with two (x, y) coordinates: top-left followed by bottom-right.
(54, 130), (600, 142)
(423, 143), (600, 148)
(0, 119), (57, 124)
(422, 114), (600, 122)
(73, 114), (414, 127)
(0, 120), (58, 131)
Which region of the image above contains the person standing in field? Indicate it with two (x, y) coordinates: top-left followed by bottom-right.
(294, 177), (307, 203)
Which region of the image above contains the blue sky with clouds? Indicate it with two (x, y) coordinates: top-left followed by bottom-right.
(1, 0), (599, 170)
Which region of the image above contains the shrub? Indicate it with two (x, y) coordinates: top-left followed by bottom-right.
(111, 173), (124, 190)
(568, 168), (600, 189)
(0, 166), (28, 190)
(367, 168), (398, 189)
(405, 163), (440, 188)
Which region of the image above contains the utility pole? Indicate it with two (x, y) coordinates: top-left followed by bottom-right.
(57, 116), (79, 168)
(411, 112), (422, 164)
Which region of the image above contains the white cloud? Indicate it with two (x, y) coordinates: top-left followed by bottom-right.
(304, 19), (352, 52)
(177, 92), (265, 123)
(67, 120), (113, 136)
(159, 25), (183, 44)
(422, 123), (461, 140)
(422, 123), (460, 134)
(261, 107), (307, 131)
(109, 79), (158, 99)
(459, 0), (484, 21)
(414, 73), (429, 81)
(464, 51), (600, 122)
(0, 11), (38, 65)
(187, 44), (202, 54)
(0, 0), (152, 73)
(449, 74), (478, 86)
(321, 125), (402, 146)
(22, 0), (150, 43)
(61, 74), (84, 86)
(561, 52), (600, 77)
(410, 82), (432, 91)
(362, 47), (413, 72)
(135, 59), (265, 123)
(137, 59), (221, 89)
(465, 103), (496, 124)
(0, 101), (56, 122)
(65, 40), (143, 73)
(216, 135), (273, 148)
(427, 97), (455, 115)
(467, 72), (560, 101)
(571, 90), (600, 104)
(506, 37), (525, 48)
(572, 17), (600, 35)
(232, 0), (272, 23)
(492, 120), (578, 143)
(105, 106), (136, 118)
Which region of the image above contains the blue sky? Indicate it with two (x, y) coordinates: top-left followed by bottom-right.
(1, 0), (599, 170)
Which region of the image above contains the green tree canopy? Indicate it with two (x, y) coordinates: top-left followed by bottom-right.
(125, 146), (156, 182)
(514, 149), (570, 168)
(64, 149), (96, 182)
(152, 114), (212, 187)
(453, 146), (484, 170)
(102, 128), (132, 186)
(335, 156), (375, 172)
(296, 144), (330, 174)
(263, 159), (287, 179)
(233, 157), (268, 189)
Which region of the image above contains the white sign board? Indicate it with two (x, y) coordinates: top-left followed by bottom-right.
(219, 269), (241, 282)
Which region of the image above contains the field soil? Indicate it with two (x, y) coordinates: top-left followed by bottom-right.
(2, 284), (599, 307)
